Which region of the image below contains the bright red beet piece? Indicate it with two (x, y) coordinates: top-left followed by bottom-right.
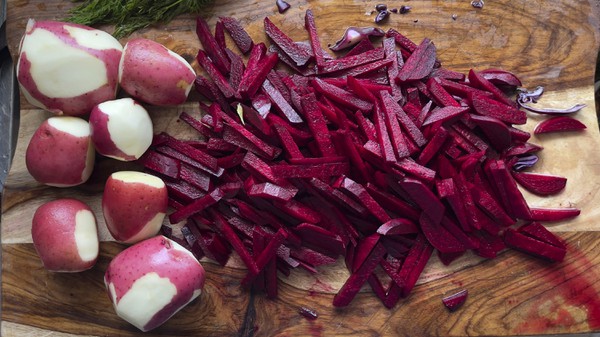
(247, 181), (298, 201)
(399, 178), (445, 225)
(238, 52), (279, 99)
(377, 218), (418, 235)
(468, 69), (516, 107)
(312, 77), (373, 112)
(341, 177), (391, 223)
(518, 222), (565, 249)
(470, 92), (526, 125)
(333, 242), (386, 307)
(485, 160), (532, 220)
(512, 172), (567, 196)
(138, 150), (181, 180)
(196, 17), (231, 74)
(422, 106), (469, 126)
(263, 79), (303, 124)
(419, 213), (466, 253)
(220, 17), (254, 54)
(381, 92), (427, 147)
(304, 9), (325, 69)
(470, 114), (512, 151)
(528, 207), (581, 222)
(301, 93), (338, 156)
(426, 77), (460, 107)
(352, 234), (380, 272)
(397, 38), (437, 82)
(480, 68), (522, 88)
(320, 48), (384, 74)
(196, 50), (236, 98)
(373, 104), (398, 162)
(534, 116), (587, 134)
(169, 188), (224, 224)
(264, 17), (311, 67)
(503, 228), (566, 262)
(210, 209), (260, 274)
(442, 289), (468, 312)
(392, 234), (433, 299)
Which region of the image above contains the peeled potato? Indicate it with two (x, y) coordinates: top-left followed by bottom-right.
(17, 19), (123, 116)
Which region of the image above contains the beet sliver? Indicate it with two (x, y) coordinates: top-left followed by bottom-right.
(512, 172), (567, 196)
(426, 77), (461, 107)
(518, 222), (566, 249)
(470, 92), (526, 125)
(534, 116), (587, 134)
(312, 77), (373, 112)
(398, 178), (445, 224)
(304, 9), (326, 69)
(468, 69), (516, 107)
(196, 16), (231, 74)
(381, 91), (427, 147)
(503, 228), (566, 262)
(397, 38), (437, 82)
(196, 50), (236, 99)
(264, 17), (311, 67)
(485, 159), (532, 220)
(528, 207), (581, 222)
(138, 150), (181, 180)
(340, 176), (392, 223)
(263, 79), (304, 124)
(238, 51), (279, 99)
(319, 48), (384, 74)
(351, 233), (380, 272)
(169, 188), (224, 224)
(300, 93), (338, 157)
(220, 16), (254, 54)
(333, 242), (386, 307)
(210, 209), (260, 275)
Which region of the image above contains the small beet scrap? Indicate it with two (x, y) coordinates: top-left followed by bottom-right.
(442, 289), (468, 312)
(534, 116), (587, 134)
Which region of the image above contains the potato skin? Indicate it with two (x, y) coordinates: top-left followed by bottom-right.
(103, 171), (168, 243)
(25, 117), (95, 187)
(119, 38), (196, 106)
(17, 20), (122, 116)
(32, 198), (99, 272)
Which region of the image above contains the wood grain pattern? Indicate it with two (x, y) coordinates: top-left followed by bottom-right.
(3, 0), (600, 336)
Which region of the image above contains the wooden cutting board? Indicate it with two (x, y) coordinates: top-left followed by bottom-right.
(3, 0), (600, 336)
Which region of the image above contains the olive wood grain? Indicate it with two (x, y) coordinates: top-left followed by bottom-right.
(3, 0), (600, 336)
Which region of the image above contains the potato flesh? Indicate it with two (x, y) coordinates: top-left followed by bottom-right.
(74, 209), (100, 262)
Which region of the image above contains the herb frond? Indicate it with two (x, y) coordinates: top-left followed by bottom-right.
(66, 0), (213, 39)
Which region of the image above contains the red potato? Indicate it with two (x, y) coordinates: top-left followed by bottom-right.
(16, 19), (123, 116)
(89, 98), (153, 161)
(119, 38), (196, 106)
(32, 199), (99, 272)
(25, 116), (95, 187)
(103, 171), (168, 244)
(104, 235), (205, 332)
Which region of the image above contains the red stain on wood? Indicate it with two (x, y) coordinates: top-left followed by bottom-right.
(514, 245), (600, 333)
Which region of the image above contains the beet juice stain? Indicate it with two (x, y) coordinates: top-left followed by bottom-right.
(513, 245), (600, 334)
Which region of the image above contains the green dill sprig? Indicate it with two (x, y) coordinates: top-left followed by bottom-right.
(66, 0), (213, 39)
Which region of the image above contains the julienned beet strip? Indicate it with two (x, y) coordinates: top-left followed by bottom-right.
(138, 10), (582, 309)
